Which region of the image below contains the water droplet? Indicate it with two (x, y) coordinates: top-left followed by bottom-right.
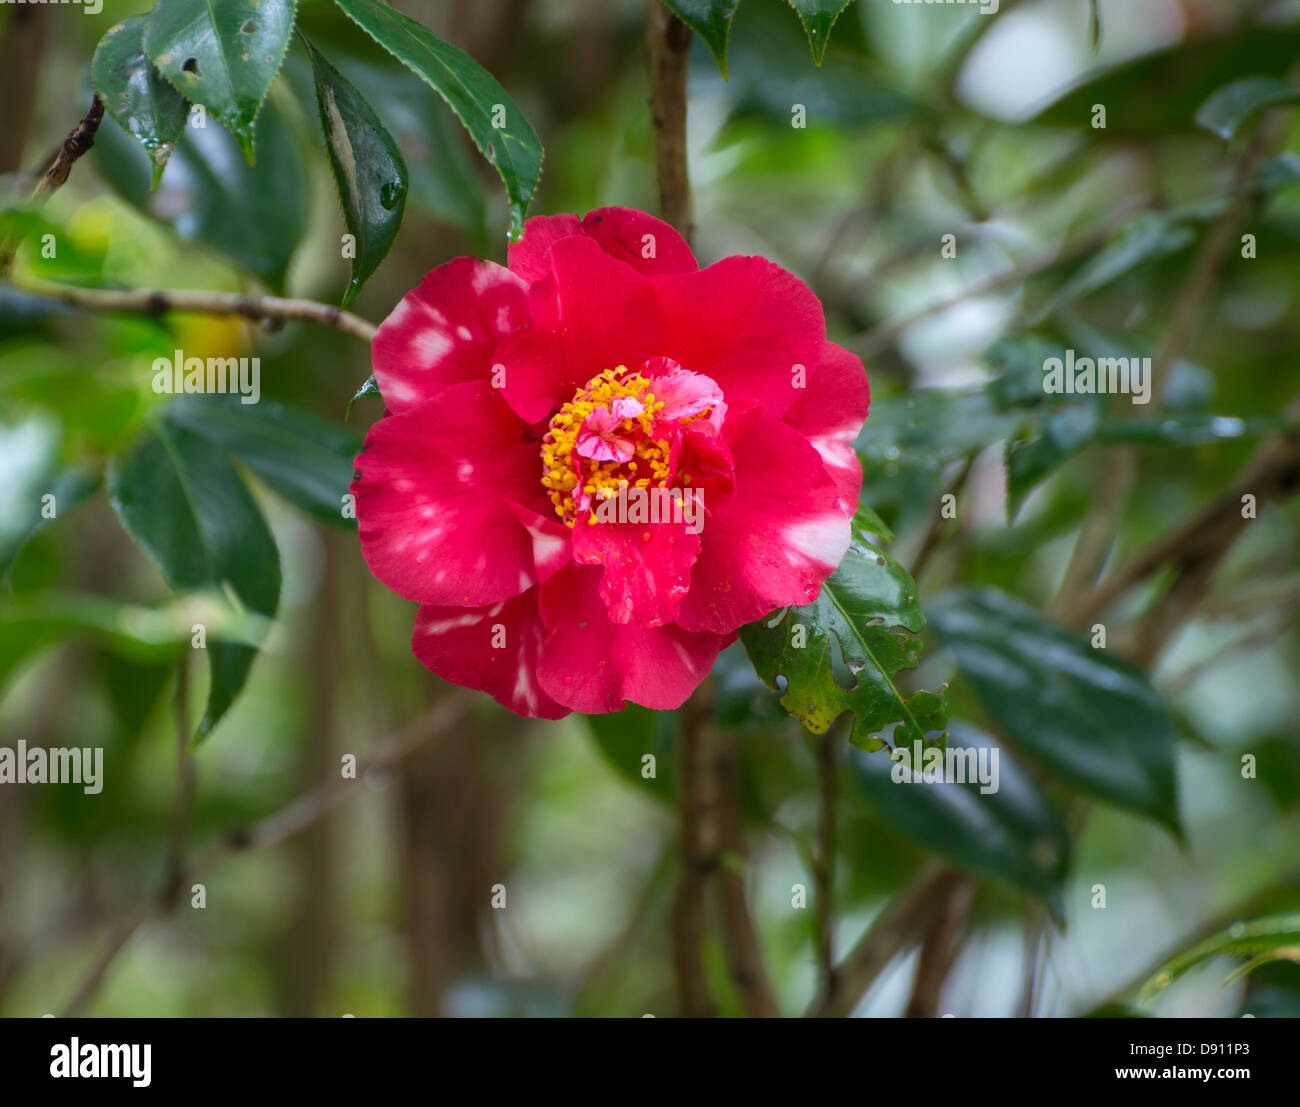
(380, 180), (403, 210)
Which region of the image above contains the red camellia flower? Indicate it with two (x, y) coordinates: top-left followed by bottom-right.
(352, 207), (869, 718)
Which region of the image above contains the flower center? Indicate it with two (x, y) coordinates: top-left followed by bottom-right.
(541, 366), (685, 527)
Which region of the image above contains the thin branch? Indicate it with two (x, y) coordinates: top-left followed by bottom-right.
(812, 730), (838, 1008)
(60, 689), (473, 1016)
(1051, 113), (1288, 614)
(0, 94), (103, 276)
(904, 874), (976, 1018)
(644, 0), (693, 244)
(162, 659), (195, 908)
(807, 863), (961, 1018)
(1064, 423), (1300, 630)
(670, 695), (719, 1017)
(911, 454), (975, 580)
(9, 280), (379, 344)
(714, 734), (780, 1017)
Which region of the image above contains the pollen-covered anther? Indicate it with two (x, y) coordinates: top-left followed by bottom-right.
(541, 366), (671, 526)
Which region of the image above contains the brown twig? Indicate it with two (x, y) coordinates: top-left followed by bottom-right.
(807, 863), (962, 1018)
(670, 695), (719, 1017)
(644, 0), (693, 244)
(0, 95), (104, 277)
(9, 280), (379, 344)
(1051, 113), (1288, 615)
(60, 690), (473, 1016)
(911, 454), (975, 580)
(904, 874), (976, 1017)
(812, 730), (838, 1009)
(714, 734), (780, 1017)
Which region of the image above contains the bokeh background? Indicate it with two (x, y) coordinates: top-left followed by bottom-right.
(2, 0), (1299, 1017)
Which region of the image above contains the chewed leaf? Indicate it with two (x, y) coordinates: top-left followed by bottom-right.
(92, 15), (189, 188)
(740, 508), (948, 751)
(144, 0), (298, 164)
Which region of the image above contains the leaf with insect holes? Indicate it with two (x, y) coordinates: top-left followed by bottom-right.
(663, 1), (741, 79)
(144, 0), (298, 164)
(332, 0), (543, 239)
(92, 15), (189, 188)
(739, 508), (948, 752)
(786, 0), (856, 66)
(303, 35), (408, 308)
(108, 422), (280, 744)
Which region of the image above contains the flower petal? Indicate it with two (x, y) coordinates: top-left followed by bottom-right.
(572, 511), (701, 627)
(782, 341), (869, 513)
(537, 564), (725, 712)
(371, 258), (529, 413)
(676, 415), (852, 634)
(413, 590), (568, 719)
(652, 256), (827, 421)
(352, 382), (544, 606)
(509, 207), (696, 284)
(497, 236), (664, 424)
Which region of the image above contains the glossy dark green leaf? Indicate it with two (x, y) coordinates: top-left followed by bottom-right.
(144, 0), (298, 164)
(94, 97), (307, 288)
(166, 395), (363, 529)
(712, 642), (788, 732)
(1030, 27), (1300, 137)
(928, 588), (1180, 834)
(107, 422), (280, 743)
(740, 509), (948, 751)
(585, 705), (677, 804)
(303, 36), (408, 307)
(1097, 413), (1287, 447)
(1196, 76), (1300, 142)
(92, 15), (189, 188)
(786, 0), (856, 66)
(1006, 401), (1103, 515)
(664, 1), (741, 78)
(1139, 915), (1300, 1001)
(850, 721), (1071, 915)
(333, 0), (542, 238)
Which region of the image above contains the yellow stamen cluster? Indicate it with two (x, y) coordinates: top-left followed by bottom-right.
(541, 366), (671, 526)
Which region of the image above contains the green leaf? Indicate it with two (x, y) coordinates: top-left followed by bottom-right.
(107, 422), (281, 743)
(1088, 0), (1101, 55)
(740, 509), (948, 751)
(849, 721), (1071, 916)
(928, 588), (1181, 834)
(1006, 401), (1103, 515)
(93, 95), (308, 288)
(1030, 213), (1197, 323)
(302, 35), (408, 307)
(0, 416), (95, 588)
(663, 1), (741, 78)
(585, 705), (677, 804)
(0, 591), (269, 700)
(144, 0), (298, 164)
(165, 395), (363, 529)
(346, 373), (382, 418)
(332, 0), (542, 238)
(1030, 27), (1300, 137)
(1139, 915), (1300, 1001)
(92, 15), (189, 188)
(785, 0), (856, 66)
(1196, 76), (1300, 142)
